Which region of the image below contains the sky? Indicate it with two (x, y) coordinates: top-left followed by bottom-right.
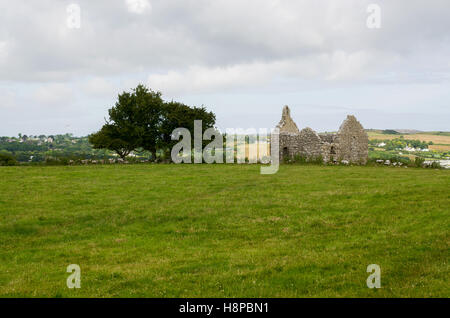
(0, 0), (449, 136)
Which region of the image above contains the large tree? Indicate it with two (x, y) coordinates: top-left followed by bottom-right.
(89, 84), (216, 160)
(89, 84), (164, 159)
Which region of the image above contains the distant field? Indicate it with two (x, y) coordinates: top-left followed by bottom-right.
(422, 132), (450, 137)
(244, 143), (270, 159)
(429, 144), (450, 151)
(0, 165), (449, 297)
(367, 132), (450, 145)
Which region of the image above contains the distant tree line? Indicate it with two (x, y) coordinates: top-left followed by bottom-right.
(0, 134), (112, 164)
(89, 85), (216, 160)
(382, 129), (400, 135)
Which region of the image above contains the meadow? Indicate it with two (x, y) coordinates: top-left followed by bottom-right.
(0, 164), (448, 297)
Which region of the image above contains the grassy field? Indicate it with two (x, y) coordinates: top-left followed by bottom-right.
(0, 164), (449, 297)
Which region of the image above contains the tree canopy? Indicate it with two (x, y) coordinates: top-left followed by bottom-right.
(89, 84), (216, 160)
(160, 101), (216, 153)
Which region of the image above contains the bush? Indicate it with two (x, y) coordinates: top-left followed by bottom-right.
(44, 157), (71, 166)
(429, 161), (441, 169)
(284, 154), (324, 165)
(293, 154), (307, 164)
(414, 157), (425, 167)
(390, 156), (411, 165)
(309, 155), (324, 165)
(0, 153), (18, 166)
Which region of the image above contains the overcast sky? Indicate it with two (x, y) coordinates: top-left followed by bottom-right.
(0, 0), (449, 136)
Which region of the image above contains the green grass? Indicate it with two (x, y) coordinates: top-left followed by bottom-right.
(0, 164), (449, 298)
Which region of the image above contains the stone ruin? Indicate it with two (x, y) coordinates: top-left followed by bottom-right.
(276, 106), (369, 164)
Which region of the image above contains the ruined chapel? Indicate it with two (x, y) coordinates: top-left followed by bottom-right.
(276, 106), (369, 164)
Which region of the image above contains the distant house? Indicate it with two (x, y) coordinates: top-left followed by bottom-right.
(404, 146), (416, 152)
(440, 160), (450, 169)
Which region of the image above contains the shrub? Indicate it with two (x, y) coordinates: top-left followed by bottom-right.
(390, 156), (410, 165)
(0, 153), (17, 166)
(309, 155), (324, 165)
(430, 161), (441, 169)
(414, 157), (425, 167)
(44, 157), (72, 166)
(293, 154), (307, 164)
(285, 154), (324, 165)
(369, 150), (411, 165)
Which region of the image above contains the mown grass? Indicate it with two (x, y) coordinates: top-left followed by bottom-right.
(0, 164), (448, 297)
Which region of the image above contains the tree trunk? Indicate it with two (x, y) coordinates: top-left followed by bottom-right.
(150, 146), (157, 161)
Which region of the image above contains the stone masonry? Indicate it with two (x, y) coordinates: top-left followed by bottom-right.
(276, 106), (369, 164)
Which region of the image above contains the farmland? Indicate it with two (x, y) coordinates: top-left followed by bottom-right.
(367, 131), (450, 164)
(367, 132), (450, 145)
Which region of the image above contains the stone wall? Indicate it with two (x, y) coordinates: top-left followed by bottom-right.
(334, 115), (369, 164)
(279, 133), (301, 159)
(276, 107), (368, 164)
(277, 105), (300, 134)
(319, 133), (336, 143)
(298, 128), (323, 159)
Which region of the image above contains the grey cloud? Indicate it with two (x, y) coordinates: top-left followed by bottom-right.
(1, 0), (449, 82)
(0, 0), (449, 135)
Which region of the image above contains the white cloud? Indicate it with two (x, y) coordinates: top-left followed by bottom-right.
(0, 41), (9, 63)
(0, 89), (16, 109)
(148, 64), (269, 95)
(148, 50), (395, 94)
(33, 83), (74, 106)
(82, 77), (116, 97)
(1, 0), (450, 134)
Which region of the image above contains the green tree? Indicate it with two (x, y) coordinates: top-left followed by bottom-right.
(160, 101), (216, 156)
(89, 85), (164, 159)
(89, 84), (216, 161)
(0, 153), (17, 166)
(89, 124), (139, 159)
